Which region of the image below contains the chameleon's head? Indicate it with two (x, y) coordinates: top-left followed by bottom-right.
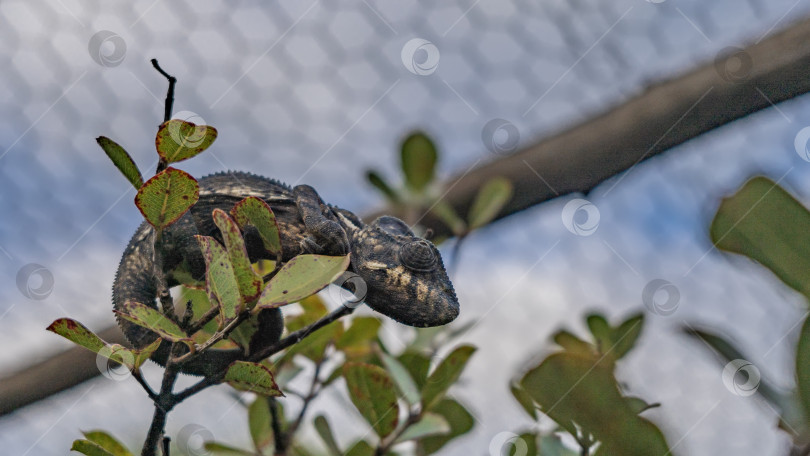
(348, 215), (459, 327)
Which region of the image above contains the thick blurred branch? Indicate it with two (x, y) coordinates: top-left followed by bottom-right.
(5, 15), (810, 417)
(402, 16), (810, 236)
(0, 327), (126, 415)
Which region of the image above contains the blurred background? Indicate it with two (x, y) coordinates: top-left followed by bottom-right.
(2, 0), (810, 454)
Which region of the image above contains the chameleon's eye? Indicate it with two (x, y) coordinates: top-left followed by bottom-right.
(399, 239), (437, 272)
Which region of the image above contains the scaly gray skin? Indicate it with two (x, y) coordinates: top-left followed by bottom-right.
(113, 171), (459, 376)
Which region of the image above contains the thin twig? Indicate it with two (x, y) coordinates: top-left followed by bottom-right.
(151, 59), (175, 124)
(269, 397), (285, 454)
(151, 58), (176, 173)
(131, 370), (158, 402)
(184, 304), (219, 335)
(160, 437), (170, 456)
(279, 358), (325, 453)
(142, 356), (180, 456)
(182, 313), (247, 359)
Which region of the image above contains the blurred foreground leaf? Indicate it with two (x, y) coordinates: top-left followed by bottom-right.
(711, 176), (810, 300)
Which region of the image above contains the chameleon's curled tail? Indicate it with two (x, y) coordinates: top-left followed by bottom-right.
(112, 219), (282, 377)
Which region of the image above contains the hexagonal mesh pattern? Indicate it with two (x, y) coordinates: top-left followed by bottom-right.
(1, 0), (810, 454)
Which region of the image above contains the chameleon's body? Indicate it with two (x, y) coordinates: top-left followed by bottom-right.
(113, 171), (459, 376)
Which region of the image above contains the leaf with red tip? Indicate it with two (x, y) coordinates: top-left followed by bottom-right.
(197, 235), (243, 322)
(115, 302), (190, 343)
(230, 197), (282, 258)
(155, 119), (217, 164)
(253, 254), (350, 312)
(135, 167), (199, 229)
(96, 136), (143, 189)
(224, 361), (283, 396)
(212, 209), (263, 302)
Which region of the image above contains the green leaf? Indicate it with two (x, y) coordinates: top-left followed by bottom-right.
(155, 119), (218, 164)
(586, 314), (611, 352)
(224, 361), (283, 396)
(115, 302), (189, 343)
(212, 209), (263, 302)
(401, 132), (437, 192)
(552, 330), (593, 355)
(47, 318), (105, 353)
(624, 396), (660, 415)
(254, 254), (350, 311)
(538, 434), (578, 456)
(129, 337), (162, 370)
(81, 431), (133, 456)
(179, 286), (220, 335)
(96, 137), (143, 189)
(202, 442), (255, 456)
(398, 350), (431, 390)
(336, 316), (381, 359)
(419, 399), (475, 454)
(380, 350), (421, 405)
(286, 321), (344, 363)
(343, 362), (399, 438)
(467, 177), (513, 230)
(510, 381), (538, 420)
(609, 313), (643, 359)
(230, 197), (282, 258)
(248, 397), (274, 452)
(314, 415), (341, 456)
(520, 352), (670, 456)
(681, 326), (783, 409)
(71, 440), (115, 456)
(366, 171), (400, 203)
(711, 176), (810, 300)
(134, 167), (199, 230)
(396, 413), (450, 443)
(197, 235), (243, 322)
(47, 318), (160, 370)
(430, 200), (467, 236)
(345, 440), (374, 456)
(228, 314), (260, 352)
(798, 318), (810, 426)
(421, 345), (476, 411)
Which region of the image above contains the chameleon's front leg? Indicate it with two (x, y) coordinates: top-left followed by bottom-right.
(293, 184), (350, 256)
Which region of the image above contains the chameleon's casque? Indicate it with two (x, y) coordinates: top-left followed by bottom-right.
(112, 172), (459, 376)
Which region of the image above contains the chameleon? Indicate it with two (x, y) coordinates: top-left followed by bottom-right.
(113, 171), (459, 376)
